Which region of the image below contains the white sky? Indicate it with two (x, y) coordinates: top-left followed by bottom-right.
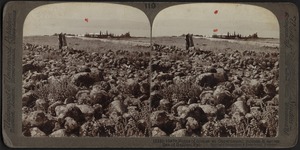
(24, 3), (279, 38)
(153, 3), (279, 38)
(24, 3), (150, 37)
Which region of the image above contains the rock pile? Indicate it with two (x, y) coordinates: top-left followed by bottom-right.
(22, 42), (279, 137)
(150, 44), (279, 137)
(22, 43), (150, 137)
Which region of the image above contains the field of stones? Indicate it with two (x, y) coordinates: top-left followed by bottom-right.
(22, 36), (279, 137)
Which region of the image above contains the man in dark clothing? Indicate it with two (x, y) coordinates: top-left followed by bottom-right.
(189, 34), (194, 48)
(186, 33), (194, 50)
(62, 33), (67, 47)
(58, 32), (63, 49)
(186, 33), (190, 50)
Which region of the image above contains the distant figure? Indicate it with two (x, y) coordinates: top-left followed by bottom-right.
(189, 34), (194, 47)
(186, 34), (190, 50)
(185, 33), (194, 50)
(62, 33), (67, 47)
(58, 32), (63, 49)
(58, 33), (67, 49)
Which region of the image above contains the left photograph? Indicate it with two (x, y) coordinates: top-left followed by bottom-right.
(22, 3), (151, 137)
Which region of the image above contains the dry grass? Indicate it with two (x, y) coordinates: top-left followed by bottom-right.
(34, 77), (78, 102)
(162, 78), (202, 102)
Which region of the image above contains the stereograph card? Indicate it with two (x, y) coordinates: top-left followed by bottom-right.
(1, 1), (299, 148)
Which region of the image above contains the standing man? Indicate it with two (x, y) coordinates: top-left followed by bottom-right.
(186, 33), (190, 50)
(58, 32), (63, 49)
(62, 33), (67, 48)
(189, 34), (194, 48)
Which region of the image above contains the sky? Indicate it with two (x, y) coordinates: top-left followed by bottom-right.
(24, 3), (279, 38)
(23, 3), (150, 37)
(153, 3), (279, 38)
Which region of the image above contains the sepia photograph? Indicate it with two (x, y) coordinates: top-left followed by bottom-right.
(22, 2), (279, 138)
(150, 3), (279, 137)
(1, 0), (298, 148)
(22, 3), (152, 137)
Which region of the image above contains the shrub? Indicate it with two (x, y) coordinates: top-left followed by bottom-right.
(34, 76), (78, 102)
(162, 78), (202, 102)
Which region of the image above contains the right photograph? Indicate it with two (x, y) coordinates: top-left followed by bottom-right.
(150, 3), (279, 137)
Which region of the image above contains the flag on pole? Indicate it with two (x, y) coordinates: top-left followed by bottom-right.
(213, 29), (218, 32)
(84, 18), (89, 22)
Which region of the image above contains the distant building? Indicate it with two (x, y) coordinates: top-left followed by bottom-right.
(212, 32), (258, 39)
(84, 31), (131, 38)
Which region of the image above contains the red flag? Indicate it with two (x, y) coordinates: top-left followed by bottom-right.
(213, 29), (218, 32)
(214, 10), (218, 14)
(84, 18), (89, 22)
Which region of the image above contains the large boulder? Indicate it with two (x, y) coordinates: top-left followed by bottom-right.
(152, 127), (167, 137)
(35, 99), (48, 112)
(139, 80), (150, 94)
(159, 99), (171, 111)
(264, 83), (277, 97)
(126, 79), (141, 97)
(76, 90), (91, 105)
(185, 117), (200, 131)
(22, 91), (38, 107)
(23, 63), (40, 73)
(198, 105), (218, 121)
(64, 117), (79, 132)
(199, 90), (214, 105)
(213, 87), (234, 108)
(196, 72), (228, 87)
(90, 86), (110, 106)
(55, 105), (67, 117)
(186, 104), (208, 124)
(49, 129), (68, 137)
(93, 104), (103, 120)
(40, 118), (57, 135)
(150, 90), (163, 108)
(171, 101), (186, 114)
(94, 81), (111, 92)
(71, 72), (95, 87)
(196, 73), (216, 87)
(27, 127), (46, 137)
(170, 129), (188, 137)
(24, 111), (49, 127)
(31, 72), (48, 81)
(216, 104), (226, 120)
(23, 80), (35, 91)
(56, 103), (85, 123)
(48, 101), (63, 116)
(96, 118), (116, 136)
(90, 68), (104, 82)
(124, 97), (141, 107)
(150, 110), (168, 127)
(109, 100), (126, 114)
(78, 65), (91, 72)
(213, 71), (228, 83)
(76, 104), (95, 121)
(230, 100), (249, 115)
(156, 72), (174, 81)
(249, 79), (265, 97)
(151, 60), (172, 72)
(177, 105), (190, 118)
